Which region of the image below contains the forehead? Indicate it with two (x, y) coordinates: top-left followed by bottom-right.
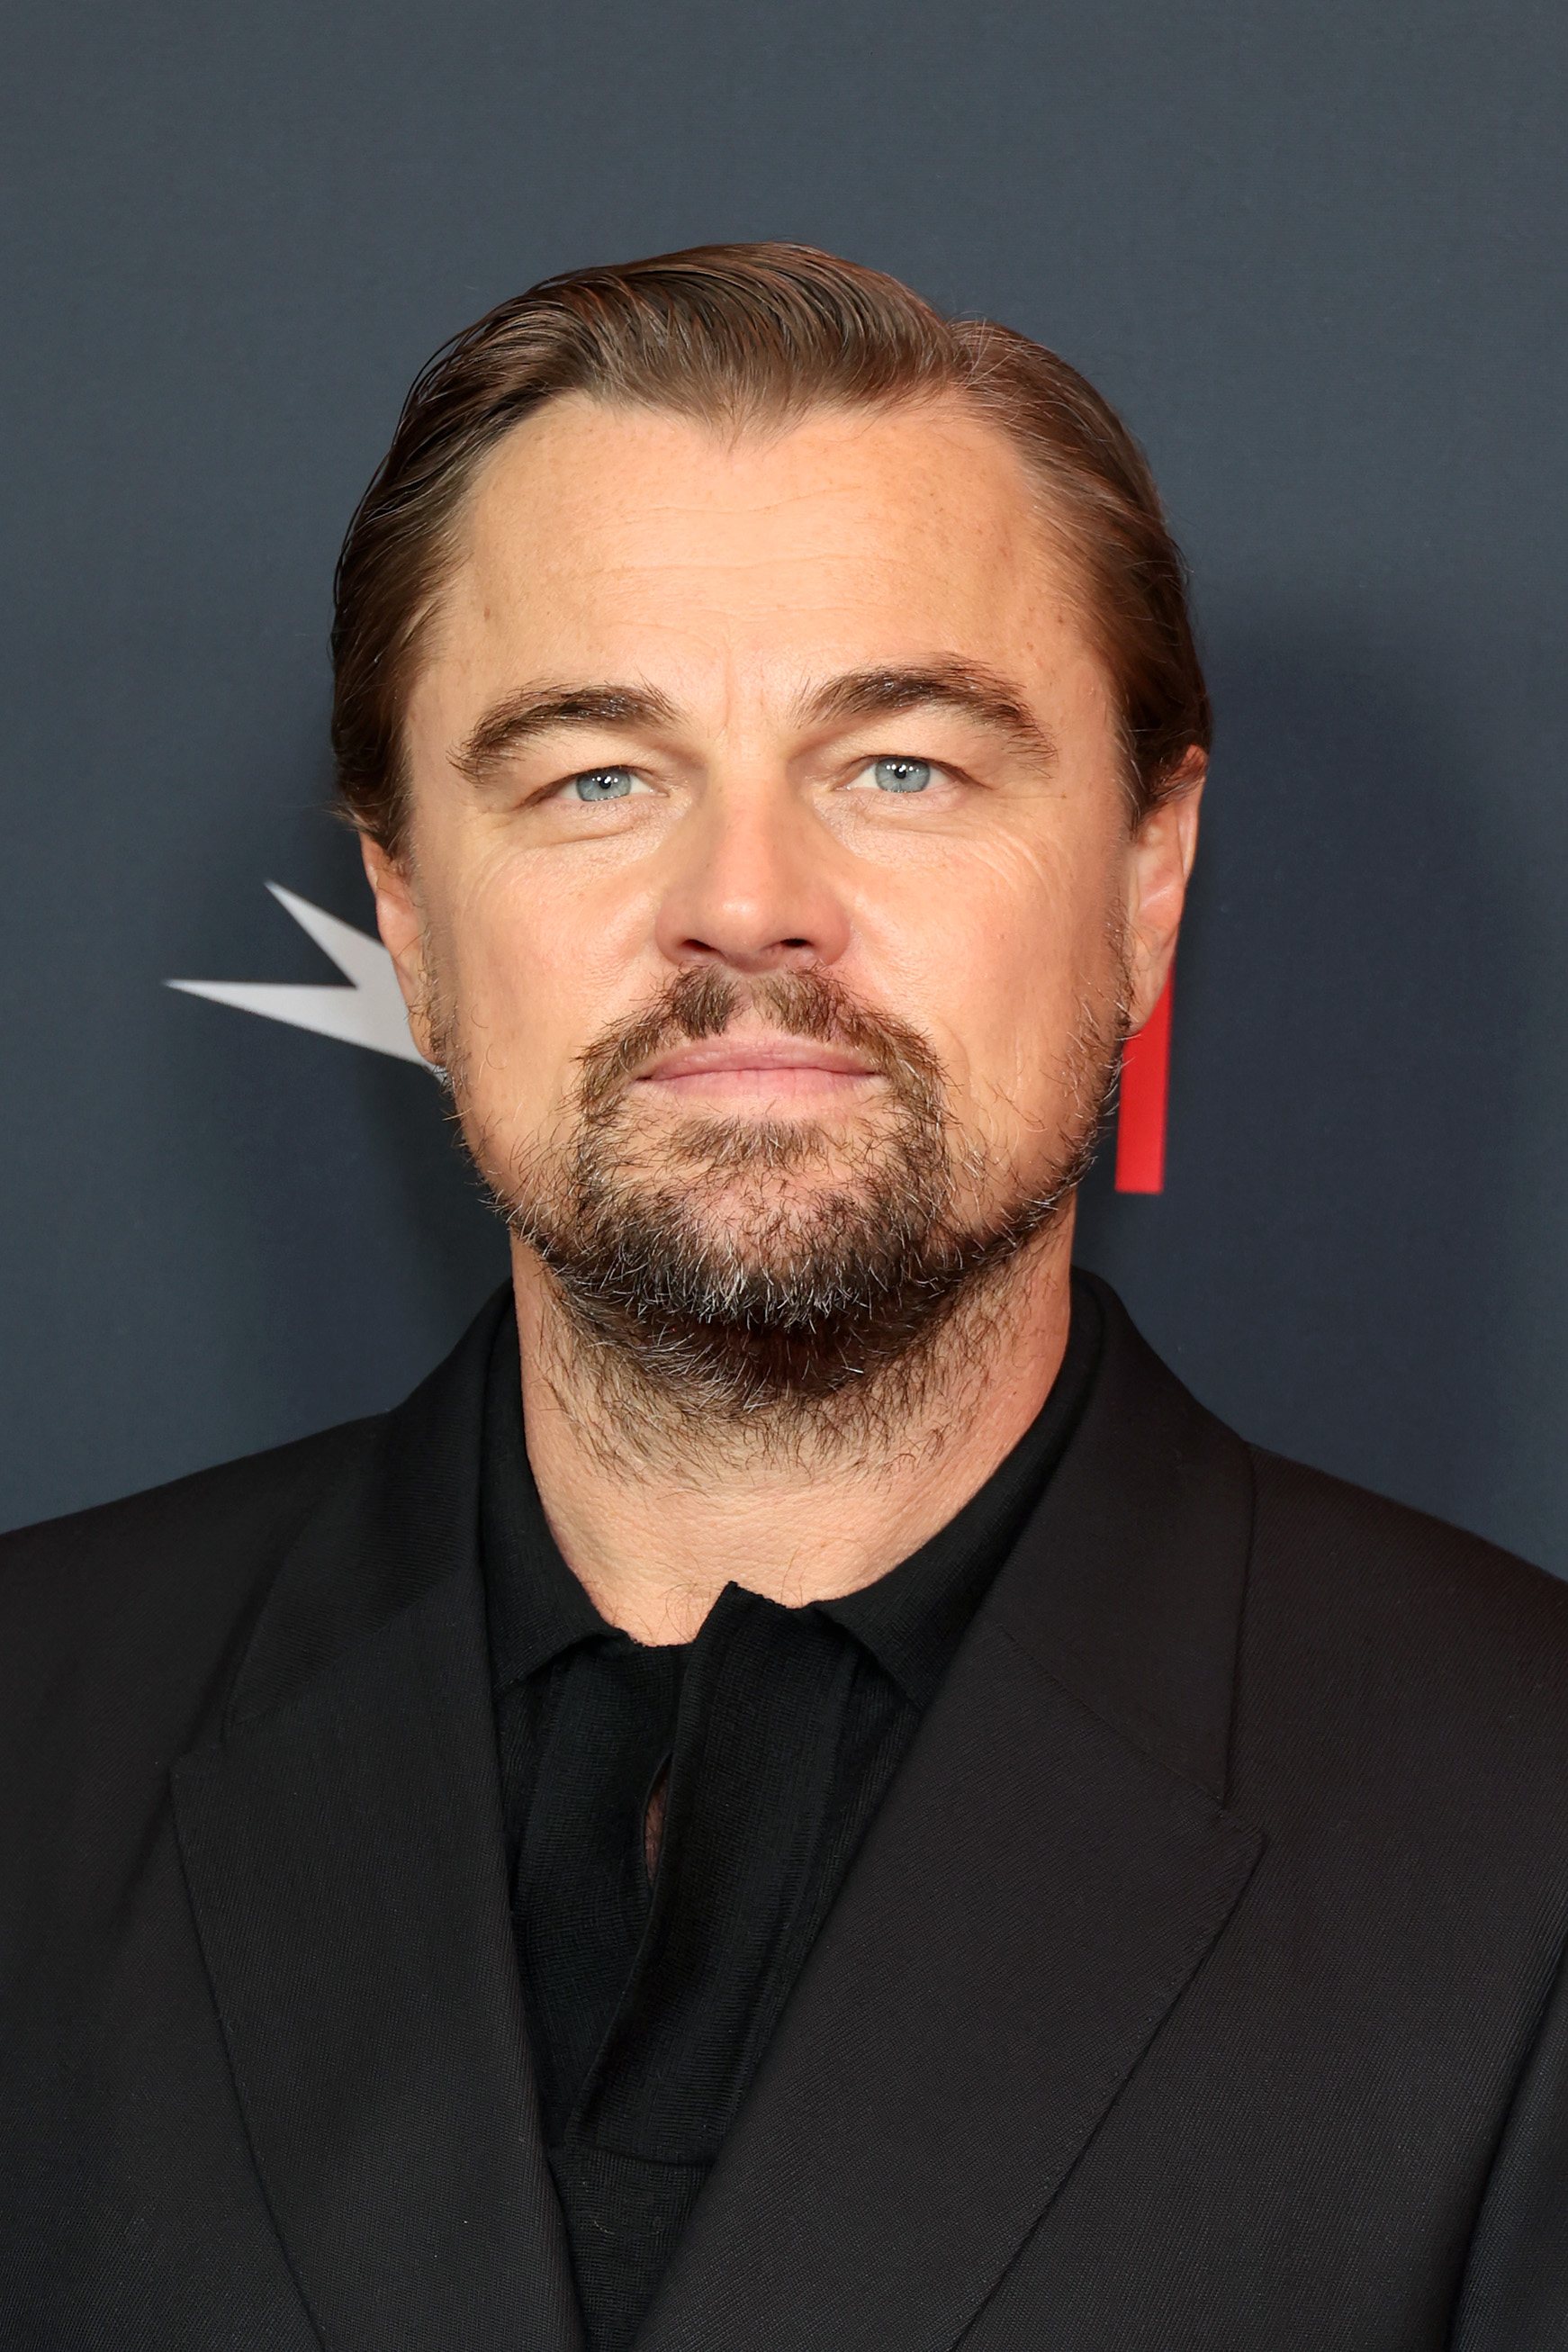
(435, 392), (1091, 698)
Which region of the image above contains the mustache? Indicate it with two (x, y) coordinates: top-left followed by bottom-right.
(575, 966), (948, 1122)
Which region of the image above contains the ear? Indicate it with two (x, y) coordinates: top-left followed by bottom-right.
(1123, 748), (1205, 1032)
(360, 834), (438, 1063)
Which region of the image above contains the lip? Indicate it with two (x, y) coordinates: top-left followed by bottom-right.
(638, 1037), (879, 1086)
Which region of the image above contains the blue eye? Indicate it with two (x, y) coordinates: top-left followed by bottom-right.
(571, 767), (636, 801)
(870, 757), (933, 794)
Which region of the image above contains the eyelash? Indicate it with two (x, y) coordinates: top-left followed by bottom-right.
(549, 766), (651, 805)
(542, 753), (961, 806)
(849, 755), (952, 793)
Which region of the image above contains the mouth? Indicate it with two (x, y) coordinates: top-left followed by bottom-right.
(636, 1033), (881, 1106)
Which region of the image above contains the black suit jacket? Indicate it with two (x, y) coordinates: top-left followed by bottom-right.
(5, 1277), (1568, 2348)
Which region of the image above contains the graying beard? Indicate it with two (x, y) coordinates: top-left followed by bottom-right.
(442, 961), (1123, 1458)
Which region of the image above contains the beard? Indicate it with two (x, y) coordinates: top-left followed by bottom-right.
(440, 961), (1122, 1450)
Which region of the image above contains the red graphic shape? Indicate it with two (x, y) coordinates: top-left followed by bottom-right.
(1115, 969), (1173, 1194)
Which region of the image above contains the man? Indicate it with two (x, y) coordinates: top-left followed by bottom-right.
(4, 244), (1568, 2351)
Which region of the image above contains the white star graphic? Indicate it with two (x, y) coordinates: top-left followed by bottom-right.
(167, 883), (428, 1068)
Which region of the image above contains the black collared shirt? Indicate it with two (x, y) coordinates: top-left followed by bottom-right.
(483, 1280), (1102, 2351)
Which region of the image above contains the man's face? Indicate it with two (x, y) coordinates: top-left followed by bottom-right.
(371, 392), (1197, 1408)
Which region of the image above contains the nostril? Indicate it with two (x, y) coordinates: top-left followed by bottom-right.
(673, 937), (819, 972)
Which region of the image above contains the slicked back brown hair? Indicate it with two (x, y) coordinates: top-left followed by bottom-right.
(332, 243), (1209, 854)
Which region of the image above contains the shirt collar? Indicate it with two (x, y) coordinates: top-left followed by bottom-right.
(482, 1275), (1104, 1708)
(818, 1279), (1102, 1706)
(482, 1317), (610, 1693)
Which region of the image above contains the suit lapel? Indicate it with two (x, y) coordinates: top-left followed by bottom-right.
(172, 1294), (582, 2352)
(635, 1278), (1266, 2352)
(167, 1272), (1263, 2352)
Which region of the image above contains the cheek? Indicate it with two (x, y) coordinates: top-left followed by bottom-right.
(870, 833), (1122, 1125)
(415, 862), (554, 1111)
(424, 842), (653, 1123)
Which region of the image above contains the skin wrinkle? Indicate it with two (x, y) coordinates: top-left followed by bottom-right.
(366, 394), (1201, 1636)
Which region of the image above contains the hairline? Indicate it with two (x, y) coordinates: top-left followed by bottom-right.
(374, 382), (1136, 860)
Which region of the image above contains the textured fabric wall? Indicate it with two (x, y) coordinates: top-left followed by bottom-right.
(3, 0), (1564, 1565)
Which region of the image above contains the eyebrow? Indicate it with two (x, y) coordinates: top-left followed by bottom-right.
(450, 657), (1055, 783)
(799, 661), (1057, 764)
(452, 683), (682, 782)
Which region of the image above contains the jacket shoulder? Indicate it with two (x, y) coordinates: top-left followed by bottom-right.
(0, 1418), (385, 1759)
(1248, 1444), (1568, 1656)
(1239, 1446), (1568, 1816)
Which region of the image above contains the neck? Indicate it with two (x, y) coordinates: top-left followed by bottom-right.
(509, 1213), (1077, 1645)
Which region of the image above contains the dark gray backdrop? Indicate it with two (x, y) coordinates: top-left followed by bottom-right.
(4, 0), (1565, 1566)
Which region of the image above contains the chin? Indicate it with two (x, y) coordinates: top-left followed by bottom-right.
(672, 1172), (864, 1245)
(652, 1106), (896, 1180)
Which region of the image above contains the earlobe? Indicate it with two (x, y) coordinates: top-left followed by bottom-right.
(1124, 751), (1206, 1032)
(360, 834), (436, 1052)
(1168, 747), (1206, 879)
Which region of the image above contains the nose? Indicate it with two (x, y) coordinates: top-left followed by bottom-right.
(653, 778), (852, 976)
